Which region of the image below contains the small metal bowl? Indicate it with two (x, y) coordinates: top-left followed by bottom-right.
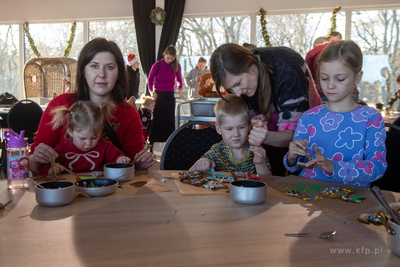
(75, 178), (118, 197)
(388, 217), (400, 257)
(35, 181), (75, 207)
(230, 180), (267, 205)
(103, 163), (135, 182)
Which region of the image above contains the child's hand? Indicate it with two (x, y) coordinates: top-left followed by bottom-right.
(307, 147), (333, 173)
(117, 156), (131, 164)
(250, 146), (266, 164)
(248, 120), (268, 146)
(205, 79), (211, 87)
(288, 139), (308, 160)
(47, 164), (62, 176)
(189, 158), (216, 171)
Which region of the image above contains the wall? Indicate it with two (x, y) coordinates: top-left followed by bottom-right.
(0, 0), (399, 23)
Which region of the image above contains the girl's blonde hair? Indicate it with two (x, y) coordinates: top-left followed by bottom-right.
(141, 96), (155, 108)
(318, 40), (363, 75)
(210, 43), (272, 121)
(163, 45), (178, 72)
(50, 101), (116, 137)
(214, 94), (249, 126)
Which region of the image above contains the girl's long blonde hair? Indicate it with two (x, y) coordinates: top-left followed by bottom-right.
(50, 101), (116, 137)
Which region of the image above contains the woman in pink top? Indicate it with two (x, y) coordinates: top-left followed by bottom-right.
(147, 45), (182, 143)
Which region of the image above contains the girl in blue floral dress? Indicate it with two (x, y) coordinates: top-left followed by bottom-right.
(284, 40), (387, 187)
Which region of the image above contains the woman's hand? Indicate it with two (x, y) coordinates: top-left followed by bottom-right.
(250, 114), (267, 127)
(248, 120), (268, 146)
(134, 150), (157, 170)
(307, 147), (333, 173)
(151, 91), (158, 100)
(189, 158), (216, 171)
(195, 76), (201, 82)
(32, 143), (58, 164)
(249, 146), (266, 164)
(176, 89), (182, 99)
(287, 139), (308, 161)
(117, 156), (131, 164)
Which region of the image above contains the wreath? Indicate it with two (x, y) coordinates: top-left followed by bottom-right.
(150, 7), (166, 26)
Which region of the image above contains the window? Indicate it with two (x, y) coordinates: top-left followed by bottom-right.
(89, 20), (143, 97)
(24, 22), (83, 61)
(256, 11), (346, 54)
(351, 9), (400, 107)
(177, 16), (250, 99)
(0, 24), (19, 97)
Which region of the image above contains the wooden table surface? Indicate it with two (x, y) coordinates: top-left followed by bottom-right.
(1, 171), (400, 267)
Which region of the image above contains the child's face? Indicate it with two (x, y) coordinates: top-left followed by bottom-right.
(69, 129), (100, 152)
(216, 115), (250, 149)
(146, 103), (155, 111)
(319, 59), (362, 103)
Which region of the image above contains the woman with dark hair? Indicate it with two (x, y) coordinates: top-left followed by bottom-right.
(147, 45), (183, 144)
(29, 38), (156, 173)
(210, 43), (321, 175)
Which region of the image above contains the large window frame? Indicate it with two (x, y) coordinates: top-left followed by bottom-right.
(0, 5), (399, 101)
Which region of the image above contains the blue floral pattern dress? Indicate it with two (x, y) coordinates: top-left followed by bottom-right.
(283, 105), (387, 187)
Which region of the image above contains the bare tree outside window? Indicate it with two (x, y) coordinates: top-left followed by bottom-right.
(177, 16), (250, 99)
(0, 24), (19, 97)
(24, 22), (84, 61)
(256, 12), (346, 54)
(351, 9), (400, 107)
(89, 20), (143, 98)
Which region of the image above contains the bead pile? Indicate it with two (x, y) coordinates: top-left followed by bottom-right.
(179, 171), (228, 190)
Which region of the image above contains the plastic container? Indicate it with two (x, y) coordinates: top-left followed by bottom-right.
(4, 130), (29, 189)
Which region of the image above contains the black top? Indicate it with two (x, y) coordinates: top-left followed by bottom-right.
(127, 65), (140, 99)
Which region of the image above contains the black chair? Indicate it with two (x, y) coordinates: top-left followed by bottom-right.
(7, 99), (43, 144)
(371, 117), (400, 192)
(160, 121), (222, 170)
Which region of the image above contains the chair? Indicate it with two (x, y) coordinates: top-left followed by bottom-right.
(371, 117), (400, 192)
(160, 121), (222, 170)
(7, 99), (43, 144)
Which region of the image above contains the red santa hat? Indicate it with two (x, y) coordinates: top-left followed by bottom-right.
(127, 53), (138, 65)
(64, 74), (70, 82)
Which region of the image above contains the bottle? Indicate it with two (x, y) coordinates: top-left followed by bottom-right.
(4, 130), (29, 189)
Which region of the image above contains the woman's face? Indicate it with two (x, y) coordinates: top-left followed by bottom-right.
(84, 52), (119, 100)
(164, 54), (175, 64)
(222, 64), (258, 97)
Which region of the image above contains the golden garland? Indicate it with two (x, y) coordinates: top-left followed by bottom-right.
(23, 22), (41, 58)
(63, 21), (77, 58)
(258, 8), (272, 47)
(326, 6), (342, 38)
(150, 7), (166, 26)
(23, 21), (77, 58)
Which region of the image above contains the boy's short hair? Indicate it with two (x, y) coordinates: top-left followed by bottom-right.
(214, 94), (249, 126)
(397, 74), (400, 83)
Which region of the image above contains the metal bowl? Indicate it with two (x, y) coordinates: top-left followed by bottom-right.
(230, 180), (267, 205)
(103, 163), (135, 182)
(75, 178), (118, 197)
(388, 218), (400, 257)
(35, 181), (75, 207)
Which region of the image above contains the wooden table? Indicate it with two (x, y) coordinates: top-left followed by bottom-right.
(1, 171), (400, 266)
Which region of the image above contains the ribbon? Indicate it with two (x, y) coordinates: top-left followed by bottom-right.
(65, 151), (100, 171)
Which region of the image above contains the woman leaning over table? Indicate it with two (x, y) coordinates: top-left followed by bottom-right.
(147, 45), (182, 145)
(210, 43), (322, 176)
(29, 38), (156, 173)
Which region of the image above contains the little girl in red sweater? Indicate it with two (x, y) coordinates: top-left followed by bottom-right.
(38, 101), (130, 175)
